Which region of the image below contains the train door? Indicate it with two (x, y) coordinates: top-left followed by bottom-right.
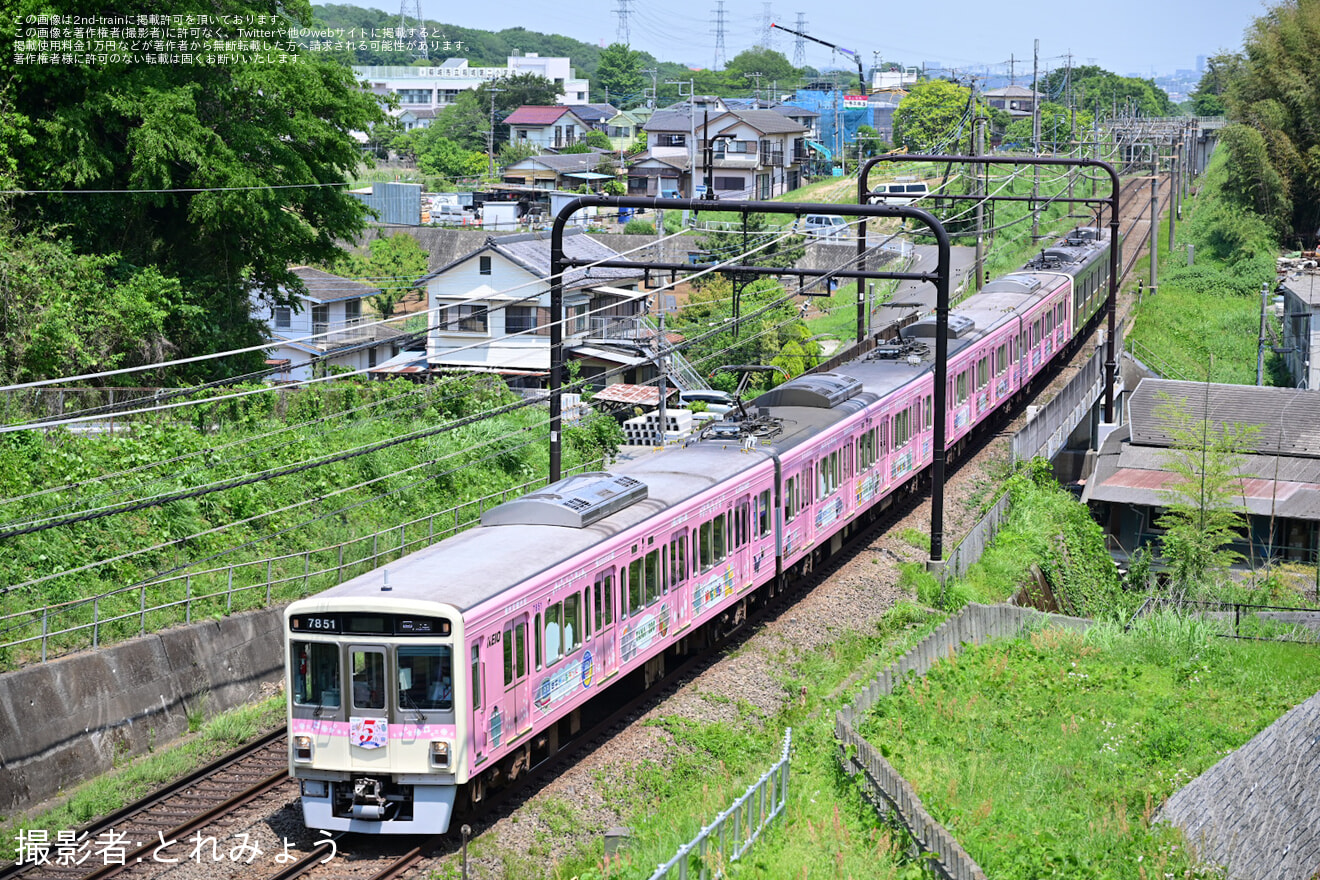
(469, 642), (487, 766)
(502, 616), (530, 738)
(592, 569), (618, 680)
(348, 645), (389, 770)
(734, 495), (751, 590)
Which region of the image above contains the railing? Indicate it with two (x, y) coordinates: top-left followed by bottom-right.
(1010, 346), (1105, 464)
(1128, 596), (1320, 643)
(588, 315), (648, 340)
(0, 460), (605, 668)
(647, 728), (791, 880)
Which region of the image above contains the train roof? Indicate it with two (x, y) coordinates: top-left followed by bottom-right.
(295, 229), (1109, 622)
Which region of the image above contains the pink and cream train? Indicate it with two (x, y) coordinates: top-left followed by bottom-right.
(284, 228), (1112, 833)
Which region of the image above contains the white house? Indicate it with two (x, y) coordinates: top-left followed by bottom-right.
(503, 105), (597, 150)
(354, 54), (590, 118)
(636, 106), (809, 198)
(417, 230), (654, 389)
(254, 267), (413, 383)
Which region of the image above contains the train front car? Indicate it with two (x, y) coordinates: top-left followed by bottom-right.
(285, 594), (465, 834)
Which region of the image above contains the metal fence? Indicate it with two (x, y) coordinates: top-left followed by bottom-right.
(0, 460), (603, 667)
(647, 728), (791, 880)
(1128, 596), (1320, 644)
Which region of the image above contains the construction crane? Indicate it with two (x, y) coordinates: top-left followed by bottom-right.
(770, 22), (866, 95)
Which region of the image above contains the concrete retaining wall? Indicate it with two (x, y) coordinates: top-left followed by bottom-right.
(1159, 692), (1320, 880)
(0, 608), (285, 813)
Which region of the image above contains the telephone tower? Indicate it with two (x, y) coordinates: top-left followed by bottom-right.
(712, 0), (728, 70)
(615, 0), (634, 45)
(398, 0), (428, 61)
(791, 13), (806, 66)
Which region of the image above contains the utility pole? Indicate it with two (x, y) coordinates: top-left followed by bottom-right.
(486, 87), (505, 178)
(666, 78), (696, 196)
(1149, 174), (1158, 299)
(1168, 141), (1178, 253)
(975, 108), (985, 291)
(1031, 39), (1040, 243)
(656, 293), (669, 444)
(1257, 281), (1270, 386)
(643, 68), (658, 108)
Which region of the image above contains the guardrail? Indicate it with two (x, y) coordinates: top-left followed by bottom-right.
(0, 459), (604, 667)
(647, 728), (791, 880)
(1010, 346), (1105, 464)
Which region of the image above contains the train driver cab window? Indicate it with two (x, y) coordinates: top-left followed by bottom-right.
(292, 642), (341, 710)
(351, 648), (386, 710)
(398, 645), (454, 711)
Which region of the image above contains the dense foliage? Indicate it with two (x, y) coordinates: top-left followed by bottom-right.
(1, 0), (387, 383)
(0, 376), (623, 665)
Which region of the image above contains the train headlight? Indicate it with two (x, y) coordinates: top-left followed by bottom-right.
(430, 740), (450, 768)
(294, 735), (313, 762)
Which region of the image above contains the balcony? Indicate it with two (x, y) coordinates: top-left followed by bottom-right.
(759, 148), (786, 168)
(312, 317), (407, 350)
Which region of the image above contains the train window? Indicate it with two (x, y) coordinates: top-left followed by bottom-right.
(628, 558), (644, 617)
(858, 430), (874, 472)
(996, 344), (1008, 376)
(644, 549), (661, 606)
(955, 373), (970, 405)
(534, 614), (542, 669)
(503, 626), (515, 687)
(737, 499), (750, 546)
(784, 476), (797, 523)
(400, 645), (453, 711)
(351, 649), (386, 710)
(817, 450), (840, 497)
(593, 571), (614, 629)
(756, 489), (772, 536)
(976, 357), (989, 390)
(583, 587), (592, 638)
(925, 396), (932, 430)
(292, 642), (340, 708)
(670, 533), (688, 585)
(713, 514), (728, 563)
(894, 409), (911, 447)
(562, 593), (582, 653)
(471, 644), (481, 710)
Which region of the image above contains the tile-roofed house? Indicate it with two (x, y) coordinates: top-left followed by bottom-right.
(504, 106), (595, 149)
(1082, 377), (1320, 567)
(638, 106), (809, 197)
(251, 267), (414, 383)
(416, 229), (657, 388)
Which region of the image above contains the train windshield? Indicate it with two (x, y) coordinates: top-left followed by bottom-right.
(292, 642), (341, 709)
(398, 645), (454, 712)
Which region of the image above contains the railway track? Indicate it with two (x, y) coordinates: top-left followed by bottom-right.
(1, 730), (293, 880)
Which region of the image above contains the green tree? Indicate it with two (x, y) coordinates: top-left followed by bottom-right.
(595, 43), (646, 105)
(1039, 65), (1177, 118)
(852, 124), (888, 158)
(724, 47), (801, 88)
(1, 0), (387, 382)
(1190, 53), (1243, 116)
(1153, 389), (1261, 592)
(0, 229), (184, 384)
(1001, 102), (1093, 152)
(891, 79), (977, 153)
(1217, 123), (1292, 238)
(333, 233), (430, 319)
(1227, 0), (1320, 240)
(414, 133), (490, 181)
(582, 130), (613, 150)
(697, 214), (806, 288)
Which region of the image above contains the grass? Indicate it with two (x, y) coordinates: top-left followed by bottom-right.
(858, 614), (1320, 879)
(0, 696), (285, 841)
(453, 601), (947, 879)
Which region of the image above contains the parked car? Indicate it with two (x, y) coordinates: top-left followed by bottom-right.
(802, 213), (850, 240)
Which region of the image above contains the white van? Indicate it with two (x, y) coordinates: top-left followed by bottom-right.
(802, 214), (850, 240)
(871, 181), (930, 206)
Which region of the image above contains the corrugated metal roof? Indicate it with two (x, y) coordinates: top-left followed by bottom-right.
(1083, 422), (1320, 518)
(1128, 378), (1320, 458)
(290, 266), (381, 303)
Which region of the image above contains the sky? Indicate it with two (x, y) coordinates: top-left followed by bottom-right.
(394, 0), (1267, 80)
